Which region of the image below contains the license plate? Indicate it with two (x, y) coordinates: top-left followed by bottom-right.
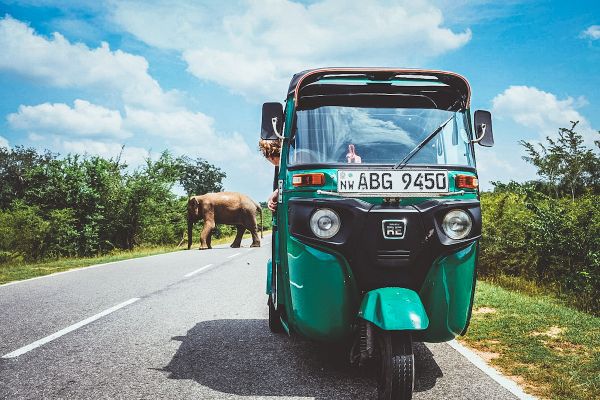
(337, 170), (449, 193)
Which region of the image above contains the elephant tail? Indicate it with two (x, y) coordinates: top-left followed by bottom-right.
(256, 201), (263, 239)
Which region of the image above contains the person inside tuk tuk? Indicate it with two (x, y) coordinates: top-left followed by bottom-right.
(259, 138), (281, 211)
(346, 144), (362, 163)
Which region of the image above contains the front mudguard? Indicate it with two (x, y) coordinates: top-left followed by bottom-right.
(358, 287), (429, 331)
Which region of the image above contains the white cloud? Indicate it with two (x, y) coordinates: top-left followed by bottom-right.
(8, 99), (130, 139)
(476, 150), (517, 175)
(7, 97), (269, 196)
(0, 15), (179, 110)
(60, 139), (151, 167)
(124, 108), (264, 167)
(475, 148), (537, 190)
(0, 14), (272, 200)
(580, 25), (600, 40)
(123, 107), (215, 142)
(491, 85), (597, 146)
(7, 99), (256, 163)
(111, 0), (472, 98)
(122, 107), (271, 196)
(28, 133), (44, 142)
(0, 135), (9, 149)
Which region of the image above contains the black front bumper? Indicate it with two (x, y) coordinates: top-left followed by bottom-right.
(288, 197), (481, 292)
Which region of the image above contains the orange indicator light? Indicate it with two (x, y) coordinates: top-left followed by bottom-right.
(292, 173), (325, 187)
(455, 175), (479, 189)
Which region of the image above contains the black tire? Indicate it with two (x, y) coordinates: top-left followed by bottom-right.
(268, 297), (284, 333)
(377, 331), (414, 400)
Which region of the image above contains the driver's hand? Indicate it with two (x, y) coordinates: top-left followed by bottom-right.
(267, 189), (278, 211)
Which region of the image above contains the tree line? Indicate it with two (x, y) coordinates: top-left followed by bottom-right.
(0, 147), (270, 264)
(480, 122), (599, 313)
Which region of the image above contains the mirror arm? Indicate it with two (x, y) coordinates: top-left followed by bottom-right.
(471, 123), (487, 144)
(271, 117), (285, 139)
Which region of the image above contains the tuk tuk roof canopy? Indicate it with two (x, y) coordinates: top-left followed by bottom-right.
(288, 68), (471, 112)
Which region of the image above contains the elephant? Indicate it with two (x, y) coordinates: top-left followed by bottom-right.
(187, 192), (263, 250)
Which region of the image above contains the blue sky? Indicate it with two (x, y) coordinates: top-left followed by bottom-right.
(0, 0), (598, 200)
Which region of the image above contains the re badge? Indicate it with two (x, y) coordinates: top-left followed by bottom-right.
(382, 219), (407, 239)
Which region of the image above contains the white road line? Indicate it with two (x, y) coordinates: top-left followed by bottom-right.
(183, 264), (214, 278)
(447, 340), (537, 400)
(227, 252), (241, 258)
(2, 298), (140, 359)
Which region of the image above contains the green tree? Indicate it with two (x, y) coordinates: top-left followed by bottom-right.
(520, 121), (599, 200)
(119, 151), (182, 249)
(178, 156), (226, 196)
(0, 146), (54, 210)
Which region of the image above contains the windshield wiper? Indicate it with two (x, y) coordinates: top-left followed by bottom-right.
(393, 115), (455, 170)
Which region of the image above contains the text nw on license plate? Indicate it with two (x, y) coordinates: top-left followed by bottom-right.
(337, 171), (448, 192)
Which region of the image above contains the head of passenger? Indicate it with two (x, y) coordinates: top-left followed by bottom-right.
(259, 139), (281, 166)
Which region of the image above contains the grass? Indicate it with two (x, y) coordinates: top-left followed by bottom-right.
(460, 280), (600, 400)
(0, 230), (270, 285)
(0, 245), (181, 285)
(482, 273), (597, 316)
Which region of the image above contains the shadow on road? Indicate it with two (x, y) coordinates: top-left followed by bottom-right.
(162, 319), (442, 399)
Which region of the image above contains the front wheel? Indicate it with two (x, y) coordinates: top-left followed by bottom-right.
(377, 331), (414, 400)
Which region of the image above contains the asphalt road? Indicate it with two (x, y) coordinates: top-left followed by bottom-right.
(0, 236), (520, 399)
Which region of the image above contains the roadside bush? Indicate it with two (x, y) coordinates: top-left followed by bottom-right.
(44, 208), (79, 258)
(259, 205), (273, 231)
(138, 197), (187, 245)
(0, 202), (49, 261)
(479, 192), (535, 277)
(480, 191), (600, 313)
(0, 251), (16, 264)
(213, 224), (235, 239)
(0, 147), (228, 263)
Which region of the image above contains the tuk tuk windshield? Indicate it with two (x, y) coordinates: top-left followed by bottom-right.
(289, 106), (474, 167)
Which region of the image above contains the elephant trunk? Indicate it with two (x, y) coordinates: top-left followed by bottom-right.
(187, 218), (193, 250)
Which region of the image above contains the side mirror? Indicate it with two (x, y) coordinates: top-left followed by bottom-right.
(261, 102), (284, 140)
(473, 110), (494, 147)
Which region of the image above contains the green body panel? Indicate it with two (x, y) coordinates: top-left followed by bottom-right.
(358, 288), (429, 331)
(284, 236), (359, 341)
(279, 238), (477, 341)
(418, 242), (478, 342)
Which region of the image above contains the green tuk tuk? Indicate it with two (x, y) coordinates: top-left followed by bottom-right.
(261, 68), (494, 400)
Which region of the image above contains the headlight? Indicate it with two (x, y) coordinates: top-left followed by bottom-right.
(310, 208), (341, 239)
(442, 209), (472, 240)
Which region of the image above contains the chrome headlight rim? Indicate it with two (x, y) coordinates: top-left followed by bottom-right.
(442, 208), (473, 240)
(309, 208), (341, 239)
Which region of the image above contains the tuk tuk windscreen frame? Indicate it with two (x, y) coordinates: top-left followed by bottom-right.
(288, 105), (475, 168)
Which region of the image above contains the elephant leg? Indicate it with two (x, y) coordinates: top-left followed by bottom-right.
(231, 225), (245, 248)
(249, 228), (261, 247)
(199, 221), (215, 250)
(246, 217), (261, 248)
